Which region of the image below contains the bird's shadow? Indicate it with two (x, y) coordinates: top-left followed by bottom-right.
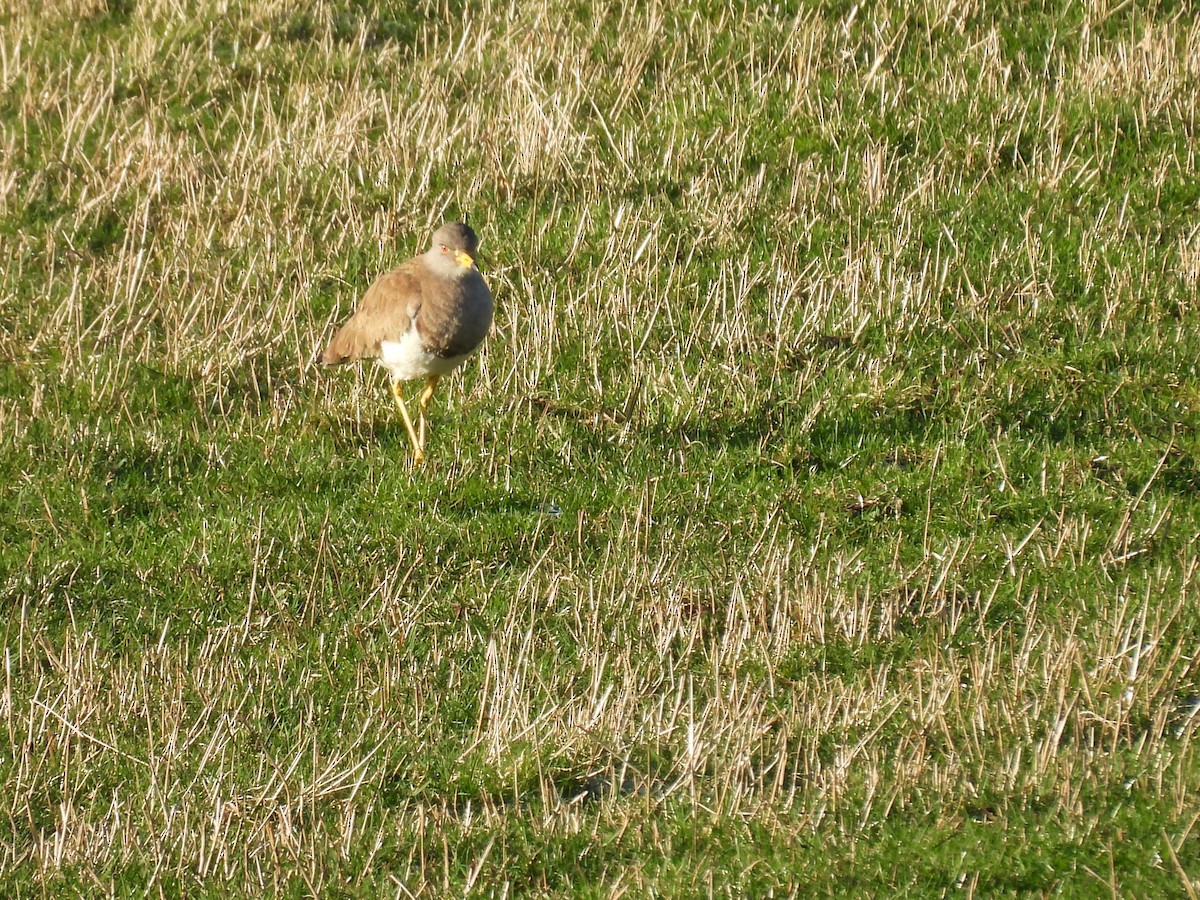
(324, 416), (413, 456)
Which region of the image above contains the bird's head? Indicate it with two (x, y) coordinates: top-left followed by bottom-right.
(429, 222), (480, 272)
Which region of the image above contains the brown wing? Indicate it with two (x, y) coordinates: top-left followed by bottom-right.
(320, 259), (426, 365)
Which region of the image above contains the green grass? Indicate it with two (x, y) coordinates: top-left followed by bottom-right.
(3, 0), (1200, 895)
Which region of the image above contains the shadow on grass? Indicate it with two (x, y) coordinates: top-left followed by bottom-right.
(323, 416), (410, 452)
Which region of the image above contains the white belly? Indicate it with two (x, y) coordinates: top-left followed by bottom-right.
(378, 330), (474, 381)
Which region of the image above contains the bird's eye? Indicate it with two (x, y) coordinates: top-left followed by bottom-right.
(440, 245), (449, 253)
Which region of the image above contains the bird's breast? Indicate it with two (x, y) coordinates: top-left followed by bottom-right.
(418, 279), (493, 359)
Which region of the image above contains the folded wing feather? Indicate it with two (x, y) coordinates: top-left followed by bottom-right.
(320, 262), (425, 365)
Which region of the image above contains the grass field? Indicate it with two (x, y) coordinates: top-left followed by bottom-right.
(3, 0), (1200, 894)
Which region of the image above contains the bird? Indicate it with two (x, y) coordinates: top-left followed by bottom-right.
(320, 221), (494, 463)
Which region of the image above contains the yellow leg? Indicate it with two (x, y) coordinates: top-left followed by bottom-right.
(391, 380), (424, 463)
(416, 375), (440, 454)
